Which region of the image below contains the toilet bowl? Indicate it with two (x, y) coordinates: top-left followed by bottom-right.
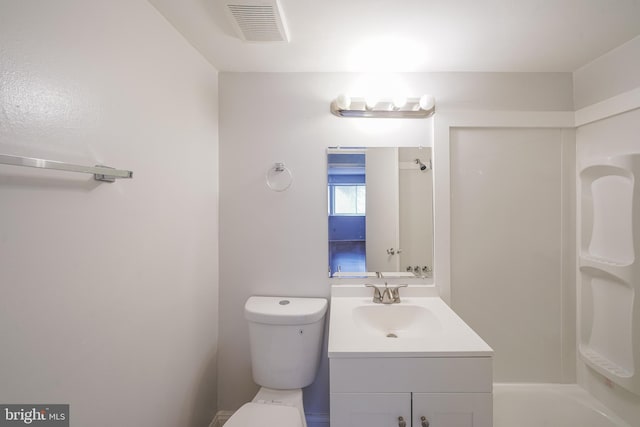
(224, 296), (328, 427)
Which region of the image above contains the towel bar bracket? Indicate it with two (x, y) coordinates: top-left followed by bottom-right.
(93, 165), (132, 182)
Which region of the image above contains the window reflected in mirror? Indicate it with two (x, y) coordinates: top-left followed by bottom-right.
(328, 151), (366, 273)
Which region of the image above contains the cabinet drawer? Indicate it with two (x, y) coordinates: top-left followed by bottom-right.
(330, 357), (492, 393)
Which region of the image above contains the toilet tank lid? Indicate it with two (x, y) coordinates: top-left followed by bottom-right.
(245, 296), (328, 325)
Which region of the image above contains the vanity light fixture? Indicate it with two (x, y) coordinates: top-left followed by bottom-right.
(330, 94), (435, 118)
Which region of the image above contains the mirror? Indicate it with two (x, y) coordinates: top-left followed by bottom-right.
(328, 147), (433, 279)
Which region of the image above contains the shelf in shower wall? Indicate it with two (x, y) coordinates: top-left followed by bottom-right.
(579, 265), (635, 381)
(580, 346), (633, 378)
(579, 153), (640, 395)
(580, 256), (632, 283)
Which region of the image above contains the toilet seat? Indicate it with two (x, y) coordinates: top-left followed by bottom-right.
(224, 402), (303, 427)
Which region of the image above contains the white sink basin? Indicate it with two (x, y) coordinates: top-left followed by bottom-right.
(352, 304), (442, 338)
(328, 285), (493, 358)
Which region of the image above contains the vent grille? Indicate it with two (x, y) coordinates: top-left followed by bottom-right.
(225, 1), (289, 42)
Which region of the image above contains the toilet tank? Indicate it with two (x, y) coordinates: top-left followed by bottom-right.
(244, 296), (328, 389)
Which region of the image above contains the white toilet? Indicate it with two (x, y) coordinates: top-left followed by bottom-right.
(224, 296), (328, 427)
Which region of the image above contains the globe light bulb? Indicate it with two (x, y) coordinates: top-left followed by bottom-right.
(392, 95), (407, 109)
(336, 94), (351, 110)
(365, 96), (379, 110)
(419, 94), (435, 111)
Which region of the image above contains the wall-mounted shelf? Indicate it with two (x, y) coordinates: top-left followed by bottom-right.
(0, 154), (133, 183)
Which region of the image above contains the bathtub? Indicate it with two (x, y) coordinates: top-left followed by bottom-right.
(493, 384), (631, 427)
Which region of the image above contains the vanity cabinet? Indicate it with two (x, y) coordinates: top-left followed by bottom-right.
(329, 357), (492, 427)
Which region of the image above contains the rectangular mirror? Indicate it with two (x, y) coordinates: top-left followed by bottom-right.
(328, 147), (433, 279)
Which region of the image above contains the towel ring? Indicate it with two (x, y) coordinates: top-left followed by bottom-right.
(266, 162), (293, 192)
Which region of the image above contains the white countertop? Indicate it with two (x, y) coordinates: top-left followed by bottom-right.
(328, 285), (493, 358)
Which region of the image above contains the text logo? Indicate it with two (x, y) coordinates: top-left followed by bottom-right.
(0, 405), (68, 426)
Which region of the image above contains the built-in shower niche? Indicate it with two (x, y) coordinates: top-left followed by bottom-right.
(579, 154), (640, 395)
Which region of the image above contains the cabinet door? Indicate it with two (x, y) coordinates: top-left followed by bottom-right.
(331, 392), (411, 427)
(412, 393), (492, 427)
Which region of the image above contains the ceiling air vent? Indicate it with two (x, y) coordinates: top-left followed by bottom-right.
(224, 0), (290, 42)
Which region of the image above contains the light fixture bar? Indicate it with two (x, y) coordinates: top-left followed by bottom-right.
(330, 95), (435, 118)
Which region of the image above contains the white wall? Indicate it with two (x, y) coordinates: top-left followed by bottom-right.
(573, 36), (640, 109)
(0, 1), (219, 426)
(218, 72), (573, 416)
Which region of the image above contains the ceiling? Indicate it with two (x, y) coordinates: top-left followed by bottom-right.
(148, 0), (640, 73)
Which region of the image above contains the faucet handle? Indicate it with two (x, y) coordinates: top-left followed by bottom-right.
(388, 284), (408, 303)
(365, 284), (383, 303)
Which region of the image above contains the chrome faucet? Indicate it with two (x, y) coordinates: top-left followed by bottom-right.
(380, 283), (394, 304)
(366, 283), (408, 304)
(365, 284), (383, 303)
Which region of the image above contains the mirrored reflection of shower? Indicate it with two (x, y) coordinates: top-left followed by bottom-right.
(415, 158), (432, 171)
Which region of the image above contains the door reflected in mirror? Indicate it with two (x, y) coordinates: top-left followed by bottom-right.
(328, 147), (433, 279)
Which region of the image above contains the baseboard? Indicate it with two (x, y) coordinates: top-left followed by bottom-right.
(209, 410), (234, 427)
